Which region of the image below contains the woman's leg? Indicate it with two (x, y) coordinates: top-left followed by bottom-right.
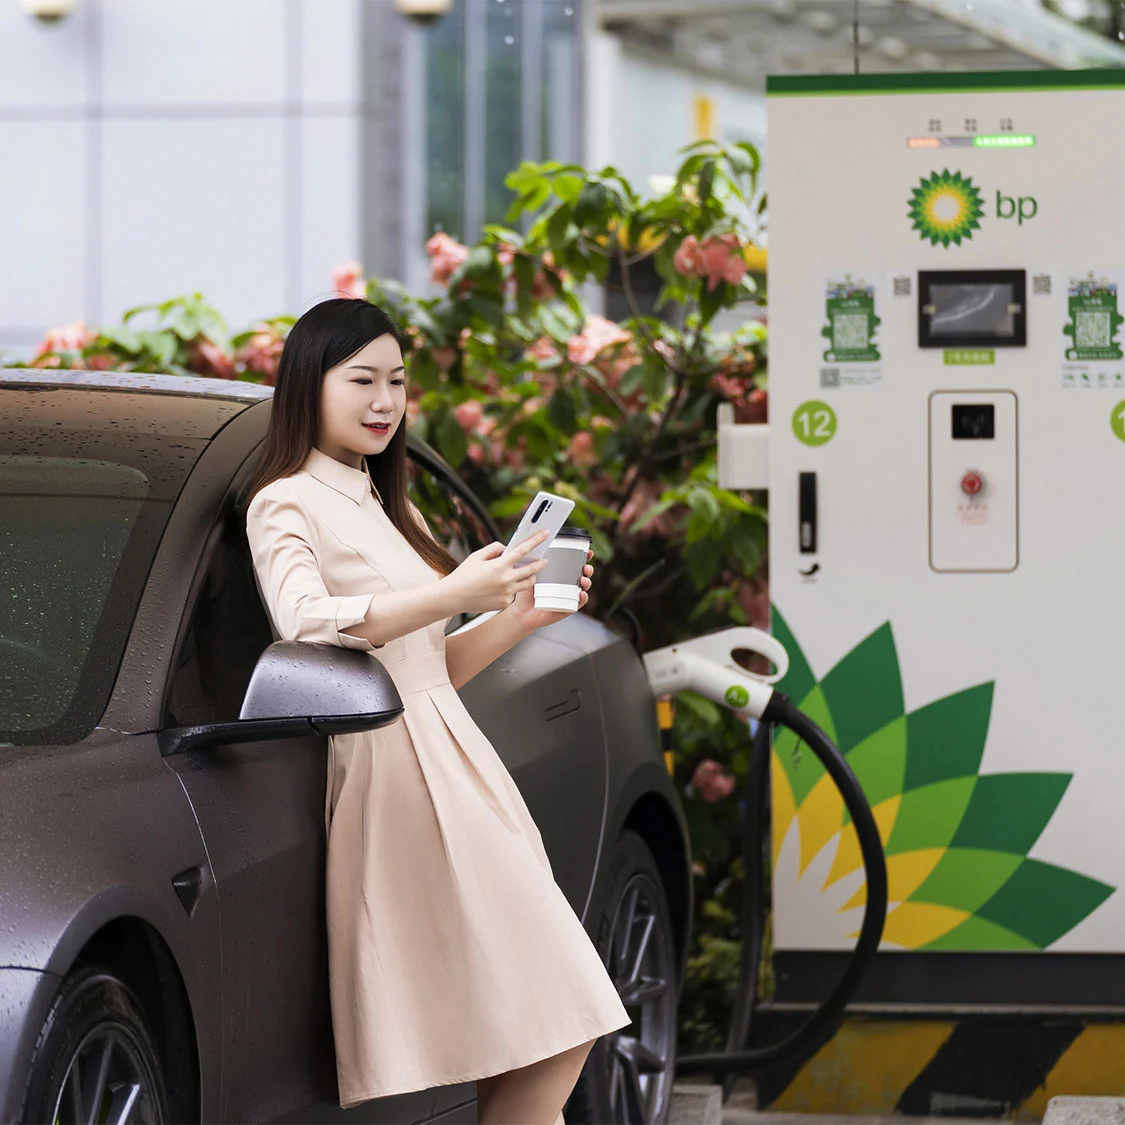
(476, 1037), (597, 1125)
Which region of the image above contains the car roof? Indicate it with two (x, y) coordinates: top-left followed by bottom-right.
(1, 368), (273, 441)
(1, 368), (274, 402)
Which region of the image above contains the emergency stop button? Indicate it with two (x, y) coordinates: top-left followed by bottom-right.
(961, 470), (985, 496)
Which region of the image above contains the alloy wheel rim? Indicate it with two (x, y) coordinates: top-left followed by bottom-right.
(51, 1022), (160, 1125)
(601, 871), (677, 1124)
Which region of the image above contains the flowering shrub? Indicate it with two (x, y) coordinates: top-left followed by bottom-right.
(10, 140), (771, 1053)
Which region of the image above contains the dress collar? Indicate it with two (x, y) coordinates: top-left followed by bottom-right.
(301, 446), (383, 505)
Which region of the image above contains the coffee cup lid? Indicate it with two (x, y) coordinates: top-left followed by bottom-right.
(555, 526), (592, 540)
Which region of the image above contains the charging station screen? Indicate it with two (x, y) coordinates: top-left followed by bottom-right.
(918, 270), (1027, 348)
(930, 284), (1016, 338)
(952, 403), (995, 439)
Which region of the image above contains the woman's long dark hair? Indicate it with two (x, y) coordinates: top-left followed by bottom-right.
(242, 297), (460, 577)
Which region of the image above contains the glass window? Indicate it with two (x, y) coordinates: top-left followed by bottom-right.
(0, 455), (165, 746)
(165, 513), (275, 729)
(484, 0), (524, 227)
(425, 0), (467, 240)
(424, 0), (580, 244)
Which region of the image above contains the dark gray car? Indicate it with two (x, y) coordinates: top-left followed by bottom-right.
(0, 370), (692, 1125)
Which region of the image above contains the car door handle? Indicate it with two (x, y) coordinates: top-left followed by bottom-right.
(545, 689), (581, 721)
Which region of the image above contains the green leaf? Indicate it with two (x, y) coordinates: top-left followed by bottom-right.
(697, 159), (716, 204)
(435, 411), (468, 468)
(546, 388), (578, 430)
(553, 174), (584, 203)
(573, 181), (609, 229)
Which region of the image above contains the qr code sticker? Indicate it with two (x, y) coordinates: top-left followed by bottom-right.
(893, 276), (912, 297)
(820, 367), (841, 388)
(1076, 310), (1111, 348)
(833, 313), (868, 351)
(1032, 273), (1051, 295)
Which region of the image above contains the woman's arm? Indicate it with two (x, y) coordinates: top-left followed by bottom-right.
(247, 488), (462, 651)
(444, 605), (537, 691)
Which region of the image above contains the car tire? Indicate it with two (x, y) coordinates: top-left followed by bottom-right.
(21, 963), (169, 1125)
(564, 829), (679, 1125)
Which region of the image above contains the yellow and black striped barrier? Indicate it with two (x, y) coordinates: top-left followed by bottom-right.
(753, 1009), (1125, 1120)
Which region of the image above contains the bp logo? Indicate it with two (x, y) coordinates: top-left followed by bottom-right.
(908, 170), (985, 247)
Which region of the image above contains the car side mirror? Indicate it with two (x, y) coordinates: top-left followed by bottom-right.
(159, 641), (404, 756)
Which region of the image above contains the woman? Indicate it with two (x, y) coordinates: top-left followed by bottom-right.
(242, 298), (630, 1125)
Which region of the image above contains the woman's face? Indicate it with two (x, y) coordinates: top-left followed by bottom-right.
(317, 333), (407, 469)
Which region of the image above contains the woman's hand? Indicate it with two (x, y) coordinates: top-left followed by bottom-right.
(508, 547), (595, 631)
(445, 529), (551, 614)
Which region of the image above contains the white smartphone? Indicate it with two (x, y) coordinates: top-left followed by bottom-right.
(502, 490), (576, 567)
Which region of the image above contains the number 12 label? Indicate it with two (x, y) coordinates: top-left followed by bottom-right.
(793, 401), (838, 447)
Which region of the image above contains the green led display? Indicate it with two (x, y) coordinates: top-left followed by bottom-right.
(973, 134), (1036, 147)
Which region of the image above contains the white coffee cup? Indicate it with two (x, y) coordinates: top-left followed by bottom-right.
(533, 527), (592, 612)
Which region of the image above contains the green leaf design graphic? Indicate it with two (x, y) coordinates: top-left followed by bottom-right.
(884, 777), (976, 857)
(976, 860), (1114, 949)
(910, 848), (1022, 914)
(925, 915), (1039, 952)
(769, 606), (1116, 949)
(771, 606), (816, 704)
(950, 774), (1071, 855)
(820, 623), (903, 753)
(903, 683), (993, 792)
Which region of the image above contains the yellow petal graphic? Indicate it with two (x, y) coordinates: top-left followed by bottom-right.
(841, 847), (945, 912)
(879, 902), (968, 949)
(824, 796), (902, 891)
(796, 770), (845, 875)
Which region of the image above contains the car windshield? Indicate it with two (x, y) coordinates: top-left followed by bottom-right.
(0, 383), (242, 746)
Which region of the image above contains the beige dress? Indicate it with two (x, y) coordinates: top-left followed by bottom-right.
(245, 447), (630, 1109)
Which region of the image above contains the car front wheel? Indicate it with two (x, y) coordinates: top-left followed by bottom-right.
(21, 964), (168, 1125)
(564, 829), (679, 1125)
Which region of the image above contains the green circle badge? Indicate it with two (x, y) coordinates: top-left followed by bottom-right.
(725, 685), (750, 708)
(793, 401), (838, 447)
(1112, 402), (1125, 443)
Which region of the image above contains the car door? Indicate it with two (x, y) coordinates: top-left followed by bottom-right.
(163, 468), (436, 1125)
(406, 453), (610, 1122)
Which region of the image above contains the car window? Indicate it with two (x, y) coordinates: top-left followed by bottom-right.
(165, 512), (275, 728)
(0, 453), (177, 747)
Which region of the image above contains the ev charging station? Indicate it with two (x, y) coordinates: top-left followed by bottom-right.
(719, 70), (1125, 993)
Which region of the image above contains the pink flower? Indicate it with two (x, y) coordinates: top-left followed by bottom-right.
(673, 235), (704, 277)
(33, 320), (95, 358)
(332, 260), (366, 300)
(432, 346), (457, 372)
(235, 322), (285, 385)
(405, 399), (421, 428)
(526, 336), (558, 364)
(700, 236), (747, 292)
(691, 759), (736, 802)
(84, 352), (115, 371)
(426, 232), (470, 287)
(530, 270), (557, 301)
(497, 244), (516, 268)
(454, 400), (484, 431)
(186, 337), (236, 380)
(567, 314), (632, 367)
(673, 233), (747, 292)
(568, 430), (597, 468)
